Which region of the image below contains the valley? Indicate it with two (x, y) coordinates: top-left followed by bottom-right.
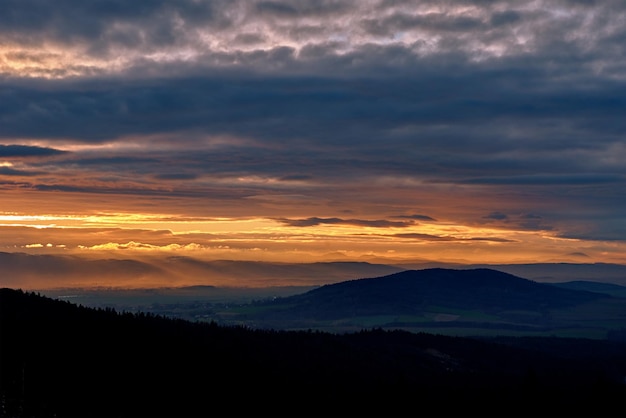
(37, 266), (626, 340)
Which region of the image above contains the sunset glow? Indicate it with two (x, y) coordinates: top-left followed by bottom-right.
(2, 0), (626, 288)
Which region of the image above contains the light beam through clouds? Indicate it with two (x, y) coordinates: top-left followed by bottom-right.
(1, 0), (626, 288)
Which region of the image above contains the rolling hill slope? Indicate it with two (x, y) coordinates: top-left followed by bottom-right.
(282, 268), (605, 316)
(220, 268), (624, 337)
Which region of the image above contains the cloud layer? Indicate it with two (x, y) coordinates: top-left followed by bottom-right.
(1, 0), (625, 267)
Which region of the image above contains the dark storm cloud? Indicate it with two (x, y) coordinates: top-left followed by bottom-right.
(277, 217), (414, 228)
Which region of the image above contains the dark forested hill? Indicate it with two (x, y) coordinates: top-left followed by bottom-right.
(1, 287), (625, 417)
(276, 268), (605, 316)
(222, 268), (623, 337)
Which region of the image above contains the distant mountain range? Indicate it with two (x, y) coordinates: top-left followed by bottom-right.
(439, 262), (626, 285)
(551, 281), (626, 298)
(0, 252), (403, 288)
(3, 251), (626, 289)
(216, 268), (626, 338)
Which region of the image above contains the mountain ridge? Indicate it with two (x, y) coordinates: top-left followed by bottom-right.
(4, 251), (626, 289)
(258, 268), (607, 318)
(217, 268), (624, 337)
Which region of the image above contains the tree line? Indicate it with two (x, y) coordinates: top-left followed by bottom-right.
(1, 288), (624, 417)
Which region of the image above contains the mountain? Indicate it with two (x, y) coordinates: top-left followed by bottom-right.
(4, 251), (625, 290)
(219, 268), (624, 337)
(280, 268), (605, 316)
(486, 263), (626, 285)
(1, 288), (624, 417)
(155, 258), (404, 287)
(0, 252), (403, 289)
(550, 281), (626, 298)
(0, 252), (170, 288)
(397, 262), (626, 286)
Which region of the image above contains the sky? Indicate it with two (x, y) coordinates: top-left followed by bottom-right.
(2, 0), (626, 283)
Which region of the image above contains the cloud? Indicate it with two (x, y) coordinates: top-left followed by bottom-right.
(79, 241), (205, 252)
(62, 156), (159, 166)
(567, 252), (590, 258)
(483, 212), (509, 221)
(2, 0), (625, 79)
(255, 1), (350, 18)
(0, 166), (44, 176)
(154, 173), (198, 181)
(277, 217), (415, 228)
(393, 233), (515, 243)
(393, 233), (456, 241)
(477, 212), (554, 233)
(467, 237), (516, 243)
(392, 214), (437, 221)
(0, 144), (66, 157)
(278, 174), (313, 181)
(462, 174), (625, 186)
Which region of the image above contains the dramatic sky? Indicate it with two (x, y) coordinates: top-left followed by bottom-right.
(2, 0), (626, 273)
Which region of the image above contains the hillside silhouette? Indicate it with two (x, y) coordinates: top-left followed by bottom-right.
(264, 268), (605, 316)
(1, 287), (625, 417)
(219, 268), (623, 337)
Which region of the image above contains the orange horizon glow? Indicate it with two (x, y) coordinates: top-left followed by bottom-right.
(2, 202), (624, 266)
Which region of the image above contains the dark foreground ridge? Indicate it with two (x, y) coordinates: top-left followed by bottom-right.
(1, 288), (625, 417)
